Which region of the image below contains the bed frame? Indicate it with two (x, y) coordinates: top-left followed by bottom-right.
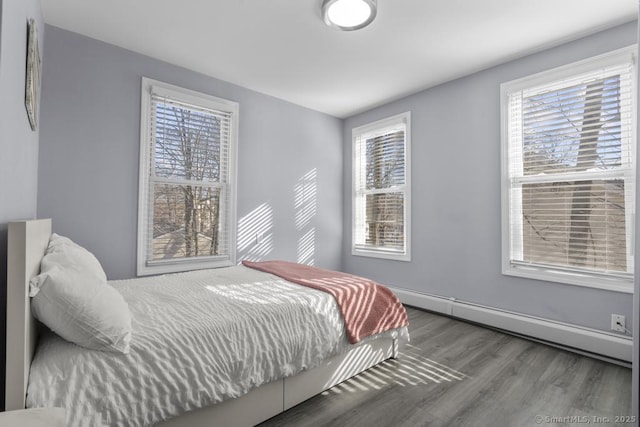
(5, 219), (399, 426)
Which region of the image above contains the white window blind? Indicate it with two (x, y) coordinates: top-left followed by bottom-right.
(137, 78), (238, 276)
(501, 47), (635, 291)
(353, 112), (411, 261)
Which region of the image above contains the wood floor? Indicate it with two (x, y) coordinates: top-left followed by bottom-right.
(259, 306), (632, 427)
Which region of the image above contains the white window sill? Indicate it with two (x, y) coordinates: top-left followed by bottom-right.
(503, 264), (633, 294)
(137, 257), (235, 276)
(352, 247), (411, 262)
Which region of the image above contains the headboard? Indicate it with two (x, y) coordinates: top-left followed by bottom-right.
(5, 219), (51, 410)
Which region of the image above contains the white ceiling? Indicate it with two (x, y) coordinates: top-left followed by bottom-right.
(41, 0), (638, 118)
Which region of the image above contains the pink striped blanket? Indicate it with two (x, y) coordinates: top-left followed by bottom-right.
(242, 260), (408, 344)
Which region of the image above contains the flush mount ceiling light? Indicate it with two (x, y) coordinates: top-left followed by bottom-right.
(322, 0), (377, 31)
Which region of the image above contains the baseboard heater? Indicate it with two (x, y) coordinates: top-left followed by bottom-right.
(389, 286), (632, 364)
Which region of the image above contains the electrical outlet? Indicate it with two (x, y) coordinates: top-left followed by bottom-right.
(611, 314), (625, 332)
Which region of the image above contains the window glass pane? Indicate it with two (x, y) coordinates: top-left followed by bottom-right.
(502, 50), (634, 287)
(139, 79), (238, 275)
(523, 77), (622, 176)
(364, 192), (404, 249)
(152, 183), (223, 260)
(521, 179), (626, 272)
(353, 112), (410, 260)
(365, 130), (405, 189)
(153, 102), (223, 182)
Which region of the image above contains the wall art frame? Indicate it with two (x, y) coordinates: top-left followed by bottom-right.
(25, 18), (40, 131)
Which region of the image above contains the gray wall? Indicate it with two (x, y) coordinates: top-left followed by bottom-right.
(342, 22), (637, 333)
(38, 26), (343, 280)
(0, 0), (43, 410)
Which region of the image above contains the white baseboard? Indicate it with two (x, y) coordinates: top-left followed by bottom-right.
(390, 287), (632, 363)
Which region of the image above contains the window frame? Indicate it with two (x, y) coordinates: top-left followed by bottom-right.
(137, 77), (239, 276)
(352, 112), (411, 261)
(500, 46), (636, 293)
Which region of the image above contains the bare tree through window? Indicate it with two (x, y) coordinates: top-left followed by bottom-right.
(365, 131), (405, 249)
(353, 112), (410, 260)
(151, 99), (227, 261)
(519, 75), (627, 272)
(138, 79), (238, 275)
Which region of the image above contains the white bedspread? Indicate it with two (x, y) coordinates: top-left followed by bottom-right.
(27, 265), (407, 427)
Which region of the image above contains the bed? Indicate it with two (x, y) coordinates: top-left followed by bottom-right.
(5, 219), (409, 426)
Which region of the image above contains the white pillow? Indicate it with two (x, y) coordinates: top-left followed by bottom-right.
(33, 233), (107, 285)
(30, 234), (132, 354)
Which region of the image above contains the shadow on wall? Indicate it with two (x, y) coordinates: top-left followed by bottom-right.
(295, 169), (317, 265)
(238, 203), (274, 261)
(237, 168), (317, 264)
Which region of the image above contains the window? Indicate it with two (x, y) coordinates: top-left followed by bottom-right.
(137, 78), (238, 276)
(501, 47), (635, 291)
(352, 112), (411, 261)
